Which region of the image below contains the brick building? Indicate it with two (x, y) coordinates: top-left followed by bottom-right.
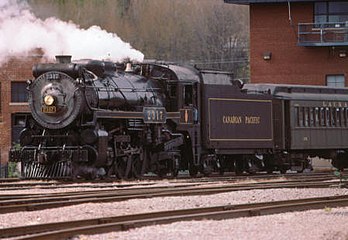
(225, 0), (348, 86)
(0, 55), (44, 174)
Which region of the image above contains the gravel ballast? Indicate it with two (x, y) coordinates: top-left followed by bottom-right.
(1, 186), (348, 239)
(86, 207), (348, 240)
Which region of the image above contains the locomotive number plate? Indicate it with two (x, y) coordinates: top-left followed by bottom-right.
(42, 106), (57, 113)
(143, 107), (166, 123)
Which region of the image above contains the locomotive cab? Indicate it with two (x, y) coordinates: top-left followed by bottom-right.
(166, 83), (178, 110)
(141, 63), (202, 175)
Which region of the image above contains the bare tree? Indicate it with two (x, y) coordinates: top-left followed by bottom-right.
(29, 0), (249, 79)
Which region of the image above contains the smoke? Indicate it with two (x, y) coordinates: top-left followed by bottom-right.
(0, 0), (144, 65)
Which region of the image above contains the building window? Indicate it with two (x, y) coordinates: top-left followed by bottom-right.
(315, 2), (348, 23)
(12, 113), (28, 144)
(13, 114), (27, 127)
(11, 82), (27, 102)
(326, 75), (345, 87)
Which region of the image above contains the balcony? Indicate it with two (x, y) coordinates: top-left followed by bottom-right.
(298, 22), (348, 47)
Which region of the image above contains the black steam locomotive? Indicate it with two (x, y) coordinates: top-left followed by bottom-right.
(9, 56), (348, 179)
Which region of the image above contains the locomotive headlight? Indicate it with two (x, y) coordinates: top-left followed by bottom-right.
(44, 95), (55, 106)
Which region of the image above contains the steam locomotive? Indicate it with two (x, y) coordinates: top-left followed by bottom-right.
(9, 56), (348, 179)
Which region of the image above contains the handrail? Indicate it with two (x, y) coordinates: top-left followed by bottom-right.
(298, 22), (348, 46)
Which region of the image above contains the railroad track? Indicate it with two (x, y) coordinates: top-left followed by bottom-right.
(0, 176), (345, 214)
(0, 171), (340, 191)
(2, 194), (348, 240)
(0, 180), (157, 191)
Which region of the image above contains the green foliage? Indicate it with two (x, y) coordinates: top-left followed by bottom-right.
(7, 143), (21, 178)
(334, 170), (341, 177)
(8, 162), (20, 178)
(12, 143), (21, 151)
(333, 170), (348, 188)
(334, 170), (347, 179)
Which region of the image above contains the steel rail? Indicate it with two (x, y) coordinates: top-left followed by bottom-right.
(2, 194), (348, 240)
(0, 179), (344, 214)
(0, 172), (340, 193)
(0, 171), (337, 187)
(0, 172), (339, 200)
(0, 174), (334, 201)
(0, 180), (156, 190)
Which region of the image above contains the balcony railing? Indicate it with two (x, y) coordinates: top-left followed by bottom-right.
(298, 22), (348, 46)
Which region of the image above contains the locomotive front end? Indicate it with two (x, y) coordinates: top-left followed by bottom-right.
(29, 64), (85, 130)
(9, 59), (92, 179)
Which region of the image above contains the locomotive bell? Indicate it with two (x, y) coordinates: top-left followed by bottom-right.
(125, 62), (133, 72)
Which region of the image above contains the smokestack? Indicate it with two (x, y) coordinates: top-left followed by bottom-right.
(56, 55), (72, 63)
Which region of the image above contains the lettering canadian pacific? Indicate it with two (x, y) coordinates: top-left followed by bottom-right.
(222, 115), (261, 124)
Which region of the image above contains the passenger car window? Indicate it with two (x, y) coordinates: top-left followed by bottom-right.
(315, 107), (319, 126)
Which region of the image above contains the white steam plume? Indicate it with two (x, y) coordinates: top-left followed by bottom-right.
(0, 0), (144, 64)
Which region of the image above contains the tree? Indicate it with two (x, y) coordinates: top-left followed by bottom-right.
(28, 0), (249, 79)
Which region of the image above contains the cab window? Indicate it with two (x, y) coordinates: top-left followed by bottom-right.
(184, 85), (193, 105)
